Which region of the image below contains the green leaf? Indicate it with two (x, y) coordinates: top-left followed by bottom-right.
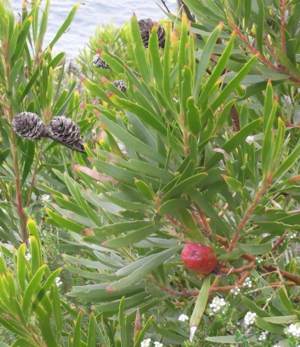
(103, 225), (157, 248)
(163, 173), (208, 200)
(87, 314), (97, 347)
(274, 140), (300, 180)
(199, 33), (236, 104)
(48, 4), (78, 49)
(72, 312), (82, 347)
(186, 96), (201, 135)
(190, 276), (210, 329)
(239, 242), (272, 255)
(205, 336), (237, 344)
(119, 298), (129, 347)
(100, 115), (165, 164)
(130, 15), (150, 83)
(29, 236), (42, 274)
(17, 244), (26, 291)
(149, 27), (163, 89)
(23, 264), (47, 318)
(263, 315), (298, 324)
(211, 56), (257, 110)
(22, 141), (35, 184)
(194, 22), (223, 98)
(107, 247), (180, 292)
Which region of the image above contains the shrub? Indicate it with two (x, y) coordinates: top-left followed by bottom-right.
(0, 0), (300, 346)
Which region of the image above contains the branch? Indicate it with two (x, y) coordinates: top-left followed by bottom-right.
(228, 177), (272, 252)
(280, 0), (287, 54)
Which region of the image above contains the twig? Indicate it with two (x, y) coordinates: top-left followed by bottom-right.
(271, 230), (288, 251)
(192, 206), (213, 237)
(2, 44), (28, 243)
(26, 148), (42, 206)
(280, 0), (287, 54)
(219, 261), (256, 275)
(160, 0), (170, 13)
(229, 176), (272, 252)
(230, 105), (240, 131)
(229, 20), (300, 84)
(262, 265), (300, 285)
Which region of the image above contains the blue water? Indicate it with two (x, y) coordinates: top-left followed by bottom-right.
(11, 0), (177, 56)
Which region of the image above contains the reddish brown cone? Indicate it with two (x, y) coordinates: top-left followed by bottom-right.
(181, 243), (217, 275)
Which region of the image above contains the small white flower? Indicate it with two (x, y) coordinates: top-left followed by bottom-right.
(189, 326), (197, 342)
(284, 323), (300, 338)
(154, 342), (163, 347)
(246, 135), (255, 144)
(243, 277), (253, 288)
(178, 314), (189, 322)
(209, 296), (227, 315)
(141, 338), (151, 347)
(289, 232), (297, 240)
(41, 194), (51, 203)
(283, 95), (292, 105)
(25, 252), (31, 261)
(272, 344), (281, 347)
(230, 287), (240, 296)
(244, 311), (256, 327)
(55, 277), (63, 287)
(258, 331), (268, 341)
(256, 257), (263, 264)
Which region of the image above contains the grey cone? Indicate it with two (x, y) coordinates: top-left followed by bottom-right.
(93, 54), (110, 69)
(47, 116), (85, 153)
(138, 18), (165, 48)
(113, 80), (127, 93)
(12, 112), (47, 140)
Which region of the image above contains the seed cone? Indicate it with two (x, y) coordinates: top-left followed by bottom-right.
(47, 116), (85, 153)
(93, 54), (110, 69)
(12, 112), (47, 140)
(113, 79), (127, 93)
(138, 18), (165, 48)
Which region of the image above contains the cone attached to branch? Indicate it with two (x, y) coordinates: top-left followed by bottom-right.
(47, 116), (85, 153)
(113, 80), (127, 93)
(12, 112), (47, 140)
(138, 18), (165, 48)
(93, 54), (110, 69)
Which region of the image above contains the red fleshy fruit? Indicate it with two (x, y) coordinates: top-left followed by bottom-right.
(181, 243), (217, 274)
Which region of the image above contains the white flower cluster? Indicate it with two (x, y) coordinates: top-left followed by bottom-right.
(140, 339), (163, 347)
(209, 296), (227, 315)
(244, 311), (256, 327)
(289, 232), (297, 240)
(230, 287), (241, 296)
(256, 257), (263, 264)
(284, 323), (300, 338)
(178, 314), (189, 322)
(55, 277), (63, 287)
(258, 331), (268, 341)
(141, 339), (151, 347)
(41, 194), (51, 203)
(243, 277), (253, 288)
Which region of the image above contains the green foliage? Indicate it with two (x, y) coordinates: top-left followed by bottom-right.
(0, 0), (300, 346)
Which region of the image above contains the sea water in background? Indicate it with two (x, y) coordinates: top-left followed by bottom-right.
(11, 0), (177, 57)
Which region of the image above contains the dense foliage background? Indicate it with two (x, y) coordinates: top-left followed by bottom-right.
(0, 0), (299, 346)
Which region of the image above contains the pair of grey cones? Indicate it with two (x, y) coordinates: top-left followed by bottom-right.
(12, 112), (85, 153)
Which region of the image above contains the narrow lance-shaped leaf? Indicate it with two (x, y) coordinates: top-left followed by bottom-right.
(48, 4), (78, 49)
(211, 56), (257, 111)
(194, 22), (223, 100)
(199, 32), (236, 105)
(190, 276), (211, 337)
